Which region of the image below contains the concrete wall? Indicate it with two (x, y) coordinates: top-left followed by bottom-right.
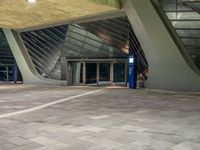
(122, 0), (200, 91)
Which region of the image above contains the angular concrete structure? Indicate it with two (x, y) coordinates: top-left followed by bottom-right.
(122, 0), (200, 91)
(3, 28), (66, 85)
(0, 0), (200, 91)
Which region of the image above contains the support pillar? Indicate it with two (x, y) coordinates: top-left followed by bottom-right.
(110, 62), (114, 85)
(60, 57), (67, 81)
(6, 66), (9, 82)
(122, 0), (200, 91)
(125, 61), (128, 87)
(13, 63), (18, 83)
(83, 62), (86, 85)
(97, 63), (100, 85)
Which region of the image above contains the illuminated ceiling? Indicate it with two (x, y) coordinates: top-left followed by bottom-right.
(0, 0), (120, 30)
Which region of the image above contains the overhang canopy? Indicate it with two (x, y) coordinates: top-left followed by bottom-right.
(0, 0), (120, 30)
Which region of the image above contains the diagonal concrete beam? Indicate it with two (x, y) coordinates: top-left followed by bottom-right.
(3, 28), (66, 85)
(122, 0), (200, 91)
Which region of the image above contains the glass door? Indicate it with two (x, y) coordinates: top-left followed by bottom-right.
(86, 63), (97, 84)
(0, 66), (7, 81)
(114, 63), (125, 83)
(67, 60), (127, 86)
(0, 66), (14, 82)
(99, 63), (111, 85)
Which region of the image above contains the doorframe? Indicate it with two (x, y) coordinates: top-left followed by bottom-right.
(66, 58), (128, 86)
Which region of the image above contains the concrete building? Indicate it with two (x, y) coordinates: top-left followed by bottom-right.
(0, 0), (200, 91)
(1, 1), (200, 150)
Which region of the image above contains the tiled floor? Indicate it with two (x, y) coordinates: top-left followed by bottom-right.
(0, 85), (200, 150)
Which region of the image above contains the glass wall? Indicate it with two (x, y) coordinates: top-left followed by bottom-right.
(114, 63), (126, 83)
(86, 63), (97, 84)
(99, 63), (110, 82)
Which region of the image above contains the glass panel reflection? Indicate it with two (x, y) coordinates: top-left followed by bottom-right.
(99, 63), (110, 81)
(86, 63), (97, 84)
(114, 63), (125, 82)
(71, 62), (83, 84)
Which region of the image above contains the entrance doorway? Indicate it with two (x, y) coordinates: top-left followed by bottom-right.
(86, 63), (97, 84)
(99, 63), (110, 85)
(67, 59), (128, 86)
(114, 63), (126, 83)
(0, 65), (22, 83)
(0, 66), (11, 81)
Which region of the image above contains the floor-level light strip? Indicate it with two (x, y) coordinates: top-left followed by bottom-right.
(0, 89), (102, 119)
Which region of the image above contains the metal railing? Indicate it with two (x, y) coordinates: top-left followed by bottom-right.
(20, 25), (68, 80)
(20, 17), (149, 81)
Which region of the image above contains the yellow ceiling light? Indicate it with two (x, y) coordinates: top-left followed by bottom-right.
(27, 0), (36, 4)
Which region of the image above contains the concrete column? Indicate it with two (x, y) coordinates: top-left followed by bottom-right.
(75, 63), (81, 84)
(6, 66), (9, 82)
(125, 61), (128, 86)
(13, 63), (18, 83)
(97, 63), (100, 85)
(110, 62), (114, 85)
(60, 57), (67, 81)
(83, 62), (86, 85)
(122, 0), (200, 91)
(66, 61), (70, 85)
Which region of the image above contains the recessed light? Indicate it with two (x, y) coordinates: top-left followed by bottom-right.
(27, 0), (36, 3)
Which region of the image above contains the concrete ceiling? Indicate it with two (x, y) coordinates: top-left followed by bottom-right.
(0, 0), (120, 30)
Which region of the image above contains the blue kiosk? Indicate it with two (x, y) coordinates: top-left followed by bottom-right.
(129, 54), (137, 89)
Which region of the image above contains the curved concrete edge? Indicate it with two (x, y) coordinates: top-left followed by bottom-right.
(3, 28), (66, 86)
(150, 0), (200, 76)
(122, 0), (200, 92)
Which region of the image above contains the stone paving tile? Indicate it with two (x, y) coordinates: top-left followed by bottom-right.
(0, 142), (17, 150)
(90, 115), (111, 120)
(80, 125), (107, 133)
(78, 135), (103, 144)
(120, 124), (148, 132)
(30, 137), (69, 149)
(171, 141), (200, 150)
(5, 137), (31, 146)
(113, 141), (152, 150)
(0, 85), (98, 114)
(0, 85), (200, 150)
(9, 142), (43, 150)
(151, 140), (176, 150)
(57, 136), (92, 150)
(78, 135), (123, 150)
(0, 138), (7, 145)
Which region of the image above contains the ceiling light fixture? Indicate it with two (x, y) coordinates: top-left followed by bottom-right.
(27, 0), (36, 4)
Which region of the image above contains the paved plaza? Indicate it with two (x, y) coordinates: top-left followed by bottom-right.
(0, 85), (200, 150)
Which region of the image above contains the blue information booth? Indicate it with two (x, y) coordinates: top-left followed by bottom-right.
(129, 54), (137, 89)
